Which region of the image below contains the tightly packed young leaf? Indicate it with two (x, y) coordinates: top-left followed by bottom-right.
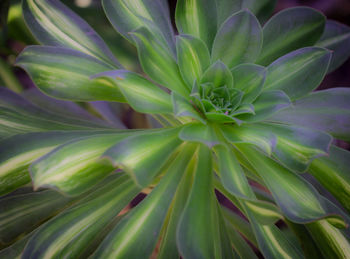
(1, 0), (350, 258)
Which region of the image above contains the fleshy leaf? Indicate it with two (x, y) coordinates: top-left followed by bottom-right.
(92, 70), (172, 114)
(214, 144), (254, 198)
(309, 146), (350, 213)
(0, 189), (72, 245)
(175, 0), (217, 49)
(30, 133), (132, 196)
(131, 26), (189, 96)
(200, 61), (233, 89)
(176, 34), (210, 88)
(103, 128), (182, 187)
(257, 7), (325, 65)
(22, 174), (140, 259)
(238, 144), (345, 224)
(212, 10), (262, 68)
(16, 46), (126, 102)
(92, 145), (196, 259)
(179, 123), (222, 148)
(316, 20), (350, 73)
(172, 92), (206, 124)
(241, 0), (277, 23)
(262, 47), (331, 100)
(238, 90), (291, 122)
(102, 0), (175, 51)
(23, 0), (120, 67)
(231, 63), (266, 104)
(158, 156), (196, 259)
(220, 124), (276, 155)
(177, 145), (219, 258)
(270, 88), (350, 140)
(0, 131), (104, 196)
(243, 123), (332, 172)
(215, 0), (241, 26)
(307, 220), (350, 258)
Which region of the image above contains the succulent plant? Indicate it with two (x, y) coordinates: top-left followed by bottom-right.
(1, 0), (350, 258)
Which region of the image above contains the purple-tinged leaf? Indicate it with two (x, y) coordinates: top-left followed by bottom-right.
(316, 20), (350, 73)
(23, 0), (121, 68)
(269, 88), (350, 141)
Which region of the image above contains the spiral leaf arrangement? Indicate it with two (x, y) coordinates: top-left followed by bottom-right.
(1, 0), (350, 258)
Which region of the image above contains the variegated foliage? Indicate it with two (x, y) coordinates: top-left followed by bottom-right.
(1, 0), (350, 258)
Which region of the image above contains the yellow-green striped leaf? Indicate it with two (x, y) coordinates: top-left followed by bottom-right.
(175, 0), (217, 49)
(179, 123), (222, 148)
(212, 10), (262, 69)
(177, 145), (219, 258)
(241, 0), (276, 23)
(309, 146), (350, 213)
(131, 26), (189, 97)
(102, 0), (175, 51)
(262, 47), (331, 100)
(172, 92), (206, 124)
(30, 133), (132, 196)
(92, 145), (196, 259)
(0, 131), (103, 196)
(22, 174), (140, 259)
(0, 189), (72, 245)
(307, 220), (350, 259)
(23, 0), (121, 67)
(16, 46), (126, 102)
(92, 70), (172, 114)
(176, 34), (210, 89)
(104, 128), (182, 187)
(201, 61), (234, 89)
(257, 7), (325, 66)
(238, 144), (345, 225)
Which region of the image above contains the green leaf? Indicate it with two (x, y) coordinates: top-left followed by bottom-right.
(231, 63), (266, 104)
(257, 7), (326, 66)
(93, 145), (196, 259)
(0, 230), (34, 259)
(215, 0), (241, 26)
(172, 92), (206, 124)
(175, 0), (217, 49)
(30, 133), (132, 196)
(176, 34), (210, 88)
(241, 0), (277, 23)
(102, 0), (175, 51)
(240, 123), (332, 172)
(0, 189), (71, 245)
(177, 145), (219, 258)
(201, 61), (233, 89)
(238, 144), (344, 224)
(316, 20), (350, 73)
(220, 124), (276, 155)
(0, 131), (103, 196)
(158, 156), (196, 259)
(16, 46), (126, 102)
(307, 220), (350, 258)
(131, 26), (189, 97)
(22, 174), (140, 259)
(262, 47), (331, 100)
(270, 88), (350, 140)
(179, 123), (222, 148)
(212, 10), (262, 68)
(226, 223), (258, 259)
(214, 144), (254, 198)
(239, 90), (290, 122)
(92, 70), (172, 114)
(104, 128), (182, 187)
(309, 146), (350, 213)
(23, 0), (120, 67)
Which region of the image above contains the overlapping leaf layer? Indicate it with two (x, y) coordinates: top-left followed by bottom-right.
(1, 0), (350, 258)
